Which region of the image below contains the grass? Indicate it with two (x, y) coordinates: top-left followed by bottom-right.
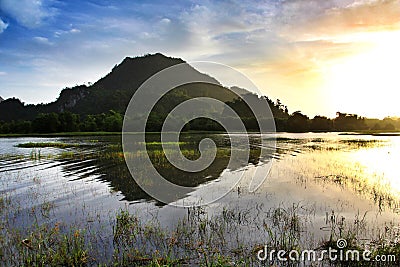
(1, 129), (399, 139)
(11, 140), (232, 163)
(0, 132), (121, 138)
(1, 203), (398, 266)
(339, 129), (400, 136)
(142, 141), (189, 146)
(1, 134), (399, 265)
(0, 131), (223, 138)
(0, 184), (398, 266)
(0, 154), (26, 160)
(19, 226), (88, 266)
(17, 142), (82, 149)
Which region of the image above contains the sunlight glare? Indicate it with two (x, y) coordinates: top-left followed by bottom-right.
(349, 137), (400, 196)
(325, 31), (400, 118)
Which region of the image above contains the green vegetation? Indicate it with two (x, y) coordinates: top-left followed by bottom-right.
(142, 141), (189, 146)
(1, 54), (399, 135)
(0, 131), (120, 138)
(285, 111), (399, 132)
(0, 110), (123, 134)
(1, 133), (399, 265)
(1, 105), (399, 135)
(17, 142), (81, 149)
(340, 130), (400, 135)
(1, 204), (398, 266)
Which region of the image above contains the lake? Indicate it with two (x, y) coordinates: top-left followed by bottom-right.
(0, 132), (399, 265)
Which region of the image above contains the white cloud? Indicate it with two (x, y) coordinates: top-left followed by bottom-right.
(33, 36), (53, 45)
(168, 1), (285, 64)
(69, 28), (80, 33)
(0, 0), (55, 28)
(160, 18), (171, 25)
(0, 71), (7, 75)
(0, 18), (8, 33)
(54, 28), (81, 37)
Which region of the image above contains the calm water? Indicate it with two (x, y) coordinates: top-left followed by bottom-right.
(1, 133), (399, 256)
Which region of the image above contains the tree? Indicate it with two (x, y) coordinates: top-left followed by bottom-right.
(310, 116), (333, 131)
(383, 123), (395, 131)
(59, 112), (80, 132)
(287, 111), (309, 132)
(32, 113), (61, 133)
(104, 110), (123, 132)
(334, 112), (367, 131)
(81, 115), (97, 132)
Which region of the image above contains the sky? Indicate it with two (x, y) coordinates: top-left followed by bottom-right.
(0, 0), (399, 119)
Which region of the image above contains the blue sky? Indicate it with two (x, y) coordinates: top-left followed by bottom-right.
(1, 0), (399, 118)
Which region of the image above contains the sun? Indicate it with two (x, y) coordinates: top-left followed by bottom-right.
(324, 30), (400, 119)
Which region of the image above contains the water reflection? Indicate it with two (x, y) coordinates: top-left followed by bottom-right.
(59, 133), (269, 205)
(0, 133), (399, 208)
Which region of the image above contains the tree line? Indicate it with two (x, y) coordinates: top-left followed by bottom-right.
(0, 110), (123, 134)
(0, 109), (398, 134)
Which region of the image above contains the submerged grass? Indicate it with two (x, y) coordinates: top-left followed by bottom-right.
(1, 134), (399, 265)
(339, 130), (400, 135)
(18, 226), (88, 266)
(339, 139), (386, 147)
(0, 132), (121, 138)
(0, 202), (398, 266)
(17, 142), (82, 149)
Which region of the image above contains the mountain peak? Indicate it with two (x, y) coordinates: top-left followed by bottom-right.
(0, 53), (247, 121)
(93, 53), (185, 91)
(117, 53), (185, 70)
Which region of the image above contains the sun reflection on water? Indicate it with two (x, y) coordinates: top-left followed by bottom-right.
(348, 136), (400, 196)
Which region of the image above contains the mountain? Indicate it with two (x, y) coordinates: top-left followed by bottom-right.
(0, 96), (3, 102)
(0, 53), (245, 122)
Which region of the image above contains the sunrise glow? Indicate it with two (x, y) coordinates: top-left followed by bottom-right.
(324, 30), (400, 118)
(1, 0), (400, 118)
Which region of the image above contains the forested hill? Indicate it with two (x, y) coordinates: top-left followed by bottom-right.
(1, 53), (398, 134)
(0, 53), (257, 121)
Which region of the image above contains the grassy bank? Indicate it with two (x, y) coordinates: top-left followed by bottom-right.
(0, 132), (121, 138)
(2, 129), (400, 139)
(16, 142), (82, 149)
(339, 129), (400, 136)
(1, 202), (398, 266)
